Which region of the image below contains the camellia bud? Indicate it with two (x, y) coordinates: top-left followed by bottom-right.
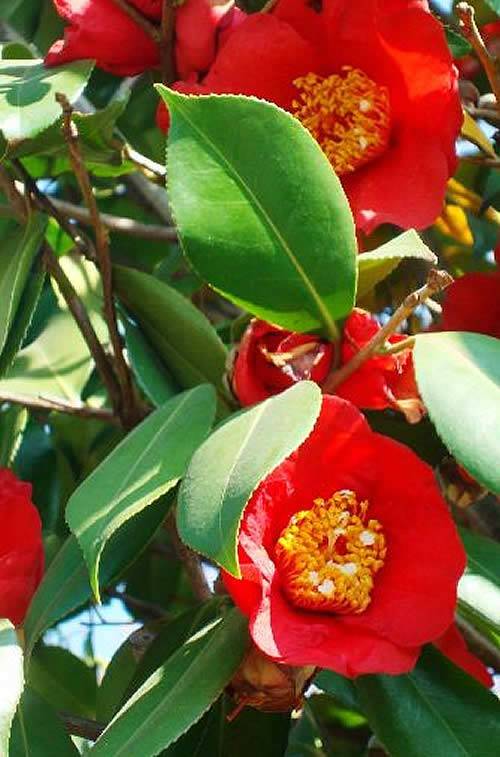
(227, 645), (315, 717)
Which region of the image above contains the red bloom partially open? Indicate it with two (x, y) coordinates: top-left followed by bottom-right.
(0, 469), (44, 627)
(232, 319), (333, 406)
(223, 396), (465, 676)
(46, 0), (161, 75)
(438, 245), (500, 339)
(435, 624), (493, 688)
(162, 0), (461, 232)
(335, 309), (423, 422)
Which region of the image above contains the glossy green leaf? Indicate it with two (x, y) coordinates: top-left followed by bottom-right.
(10, 687), (78, 757)
(0, 309), (95, 402)
(0, 214), (46, 357)
(357, 230), (437, 300)
(66, 386), (216, 599)
(89, 608), (248, 757)
(414, 332), (500, 493)
(445, 27), (471, 57)
(121, 313), (178, 407)
(178, 381), (322, 576)
(113, 266), (228, 405)
(0, 619), (24, 757)
(460, 528), (500, 586)
(158, 87), (357, 338)
(0, 405), (27, 467)
(0, 58), (94, 141)
(28, 645), (96, 719)
(24, 493), (174, 660)
(458, 529), (500, 635)
(355, 646), (500, 757)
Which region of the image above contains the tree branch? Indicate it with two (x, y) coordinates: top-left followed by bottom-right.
(60, 713), (105, 742)
(165, 512), (212, 602)
(160, 0), (176, 84)
(49, 197), (176, 242)
(111, 0), (161, 42)
(0, 391), (119, 425)
(322, 269), (453, 393)
(57, 93), (140, 427)
(456, 3), (500, 106)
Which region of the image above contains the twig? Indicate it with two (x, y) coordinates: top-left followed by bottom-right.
(456, 3), (500, 106)
(0, 164), (28, 222)
(166, 511), (212, 602)
(43, 244), (124, 416)
(12, 159), (94, 259)
(460, 155), (500, 168)
(160, 0), (176, 84)
(105, 587), (169, 619)
(0, 391), (119, 425)
(465, 104), (500, 126)
(456, 614), (500, 672)
(123, 144), (166, 179)
(111, 0), (161, 42)
(57, 93), (139, 427)
(49, 197), (176, 242)
(60, 712), (105, 742)
(323, 269), (453, 393)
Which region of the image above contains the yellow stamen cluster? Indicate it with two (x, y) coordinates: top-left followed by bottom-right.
(275, 490), (386, 614)
(292, 67), (391, 176)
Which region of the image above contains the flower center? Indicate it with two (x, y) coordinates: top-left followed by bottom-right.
(292, 67), (391, 176)
(275, 490), (386, 614)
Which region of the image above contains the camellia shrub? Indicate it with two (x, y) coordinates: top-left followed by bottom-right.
(0, 0), (500, 754)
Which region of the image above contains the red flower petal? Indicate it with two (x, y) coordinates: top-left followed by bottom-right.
(438, 270), (500, 340)
(175, 0), (233, 80)
(223, 396), (465, 675)
(46, 0), (160, 76)
(435, 624), (493, 688)
(0, 469), (44, 626)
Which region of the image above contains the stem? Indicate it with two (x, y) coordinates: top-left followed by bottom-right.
(323, 269), (453, 393)
(160, 0), (176, 84)
(0, 391), (119, 424)
(111, 0), (161, 42)
(105, 587), (169, 619)
(456, 3), (500, 106)
(49, 198), (176, 242)
(60, 713), (105, 742)
(123, 144), (166, 180)
(165, 512), (212, 602)
(456, 614), (500, 672)
(0, 164), (28, 222)
(379, 336), (416, 356)
(57, 93), (139, 428)
(43, 244), (124, 416)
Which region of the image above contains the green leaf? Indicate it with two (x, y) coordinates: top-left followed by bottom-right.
(66, 386), (216, 599)
(445, 27), (472, 57)
(24, 493), (174, 660)
(0, 58), (94, 141)
(0, 619), (24, 757)
(0, 214), (46, 357)
(28, 645), (96, 719)
(414, 332), (500, 493)
(355, 646), (500, 757)
(158, 87), (357, 338)
(458, 530), (500, 635)
(121, 313), (178, 407)
(0, 263), (46, 378)
(314, 671), (360, 713)
(0, 309), (96, 402)
(10, 687), (78, 757)
(0, 405), (28, 467)
(357, 230), (437, 300)
(113, 266), (228, 405)
(89, 608), (248, 757)
(178, 381), (322, 576)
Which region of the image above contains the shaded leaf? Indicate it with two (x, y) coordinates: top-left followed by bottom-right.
(10, 687), (78, 757)
(28, 645), (96, 719)
(0, 619), (24, 757)
(0, 405), (28, 467)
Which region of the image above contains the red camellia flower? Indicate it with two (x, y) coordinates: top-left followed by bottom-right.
(223, 396), (465, 676)
(232, 319), (333, 406)
(435, 624), (493, 688)
(438, 244), (500, 339)
(46, 0), (162, 75)
(335, 309), (423, 423)
(0, 469), (44, 627)
(161, 0), (461, 232)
